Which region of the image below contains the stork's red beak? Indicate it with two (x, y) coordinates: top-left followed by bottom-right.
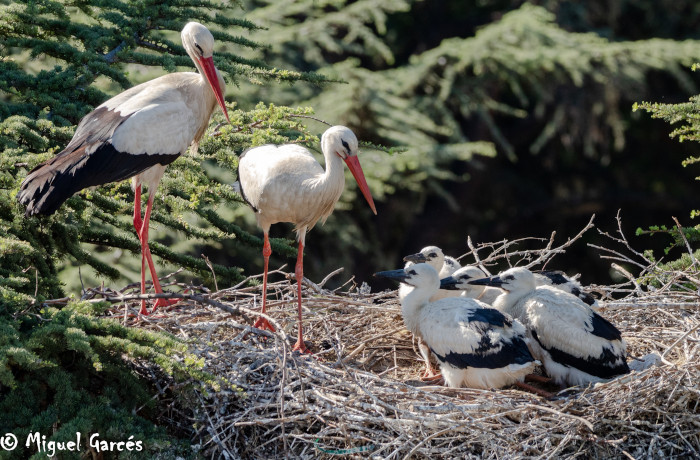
(343, 155), (377, 215)
(198, 56), (231, 123)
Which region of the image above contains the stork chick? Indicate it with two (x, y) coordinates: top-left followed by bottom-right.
(375, 264), (539, 390)
(440, 265), (503, 305)
(403, 246), (461, 301)
(469, 267), (629, 387)
(534, 270), (601, 311)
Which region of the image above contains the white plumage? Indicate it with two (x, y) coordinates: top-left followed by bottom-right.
(440, 265), (503, 305)
(533, 270), (601, 311)
(17, 22), (230, 315)
(236, 126), (377, 353)
(375, 264), (538, 389)
(403, 246), (461, 301)
(400, 246), (461, 378)
(469, 267), (629, 386)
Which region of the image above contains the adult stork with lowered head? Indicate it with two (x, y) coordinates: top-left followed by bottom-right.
(17, 22), (230, 315)
(236, 126), (377, 353)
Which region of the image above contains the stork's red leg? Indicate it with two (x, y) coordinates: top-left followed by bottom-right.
(133, 186), (149, 315)
(140, 192), (178, 311)
(253, 233), (275, 332)
(417, 339), (442, 381)
(292, 241), (310, 354)
(514, 381), (555, 399)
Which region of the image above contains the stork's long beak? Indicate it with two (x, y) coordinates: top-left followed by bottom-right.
(198, 56), (231, 123)
(343, 155), (377, 215)
(373, 269), (409, 283)
(468, 276), (503, 287)
(403, 252), (428, 264)
(439, 276), (461, 290)
(536, 270), (568, 285)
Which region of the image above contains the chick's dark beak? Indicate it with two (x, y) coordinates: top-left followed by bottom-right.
(374, 269), (410, 283)
(468, 276), (504, 287)
(440, 276), (461, 290)
(403, 252), (428, 264)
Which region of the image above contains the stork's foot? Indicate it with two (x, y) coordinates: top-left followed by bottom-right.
(153, 297), (180, 310)
(253, 316), (276, 332)
(514, 381), (555, 399)
(420, 368), (443, 383)
(525, 374), (552, 384)
(139, 300), (150, 316)
(292, 339), (311, 354)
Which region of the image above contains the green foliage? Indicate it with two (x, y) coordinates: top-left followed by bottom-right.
(634, 62), (700, 274)
(0, 0), (332, 301)
(0, 300), (215, 459)
(0, 0), (327, 455)
(224, 1), (700, 278)
(635, 73), (700, 218)
(636, 224), (700, 253)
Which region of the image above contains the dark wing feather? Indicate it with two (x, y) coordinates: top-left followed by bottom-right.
(18, 107), (179, 216)
(588, 312), (623, 341)
(532, 330), (629, 378)
(432, 335), (534, 370)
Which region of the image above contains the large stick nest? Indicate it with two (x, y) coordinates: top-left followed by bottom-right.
(90, 215), (700, 458)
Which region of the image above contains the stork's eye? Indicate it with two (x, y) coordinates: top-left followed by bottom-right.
(459, 275), (471, 280)
(408, 270), (417, 275)
(504, 275), (515, 281)
(340, 139), (351, 155)
(194, 43), (204, 55)
(429, 252), (437, 258)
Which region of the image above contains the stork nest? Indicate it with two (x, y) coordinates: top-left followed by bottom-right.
(90, 214), (700, 459)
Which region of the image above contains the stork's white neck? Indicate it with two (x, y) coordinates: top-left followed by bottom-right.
(301, 133), (347, 203)
(399, 283), (435, 335)
(320, 135), (347, 181)
(492, 287), (529, 319)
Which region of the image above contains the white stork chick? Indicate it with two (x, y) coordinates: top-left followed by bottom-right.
(400, 246), (461, 378)
(403, 246), (461, 301)
(534, 270), (601, 311)
(469, 267), (629, 387)
(440, 266), (503, 305)
(236, 126), (377, 353)
(374, 264), (539, 390)
(17, 22), (230, 315)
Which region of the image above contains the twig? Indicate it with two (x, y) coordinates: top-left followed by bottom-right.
(202, 254), (219, 291)
(672, 216), (698, 269)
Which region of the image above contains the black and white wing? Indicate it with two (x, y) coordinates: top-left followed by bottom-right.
(526, 286), (628, 379)
(420, 298), (535, 370)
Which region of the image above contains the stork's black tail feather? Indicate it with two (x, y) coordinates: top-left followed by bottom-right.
(17, 143), (179, 216)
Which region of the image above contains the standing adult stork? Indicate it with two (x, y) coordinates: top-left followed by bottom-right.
(236, 126), (377, 353)
(17, 22), (230, 315)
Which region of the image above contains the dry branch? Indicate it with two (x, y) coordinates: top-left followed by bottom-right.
(45, 215), (700, 459)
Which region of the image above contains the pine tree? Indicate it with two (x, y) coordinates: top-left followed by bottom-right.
(633, 69), (700, 265)
(218, 1), (700, 279)
(0, 0), (330, 301)
(0, 1), (326, 455)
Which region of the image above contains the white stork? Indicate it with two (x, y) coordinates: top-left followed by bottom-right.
(468, 267), (629, 387)
(374, 263), (539, 390)
(403, 246), (461, 301)
(400, 246), (462, 379)
(236, 125), (377, 353)
(534, 270), (601, 311)
(17, 22), (230, 315)
(440, 265), (504, 305)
